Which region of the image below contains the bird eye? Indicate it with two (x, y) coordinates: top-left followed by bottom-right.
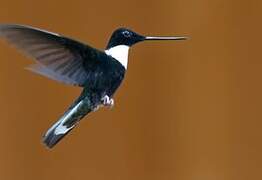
(122, 30), (131, 38)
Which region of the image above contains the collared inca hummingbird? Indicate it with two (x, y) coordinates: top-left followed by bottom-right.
(0, 24), (187, 148)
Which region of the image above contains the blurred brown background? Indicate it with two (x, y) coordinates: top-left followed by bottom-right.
(0, 0), (261, 180)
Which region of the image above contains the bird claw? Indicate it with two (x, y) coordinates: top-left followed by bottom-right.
(101, 95), (114, 108)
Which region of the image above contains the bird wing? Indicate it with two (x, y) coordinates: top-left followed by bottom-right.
(0, 24), (101, 86)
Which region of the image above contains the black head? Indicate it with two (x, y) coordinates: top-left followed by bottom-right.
(106, 28), (187, 49)
(106, 28), (145, 49)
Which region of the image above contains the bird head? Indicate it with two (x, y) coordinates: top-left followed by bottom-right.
(106, 28), (187, 49)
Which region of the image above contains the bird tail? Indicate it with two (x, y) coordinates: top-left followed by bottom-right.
(43, 93), (97, 148)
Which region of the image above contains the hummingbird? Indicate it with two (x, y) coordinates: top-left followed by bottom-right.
(0, 24), (187, 148)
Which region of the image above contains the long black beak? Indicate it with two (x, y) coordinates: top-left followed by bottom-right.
(145, 36), (187, 41)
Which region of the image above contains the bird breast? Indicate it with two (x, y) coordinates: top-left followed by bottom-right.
(105, 45), (129, 69)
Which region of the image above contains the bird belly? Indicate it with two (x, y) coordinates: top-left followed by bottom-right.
(84, 71), (124, 100)
(99, 73), (124, 98)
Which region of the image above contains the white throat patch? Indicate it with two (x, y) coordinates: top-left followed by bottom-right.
(105, 45), (129, 69)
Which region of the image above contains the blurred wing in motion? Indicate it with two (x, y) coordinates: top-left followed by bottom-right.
(0, 24), (100, 86)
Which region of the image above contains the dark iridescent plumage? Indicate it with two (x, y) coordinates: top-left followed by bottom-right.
(0, 24), (186, 148)
(0, 24), (125, 148)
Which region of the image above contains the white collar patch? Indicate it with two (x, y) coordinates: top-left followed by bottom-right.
(105, 45), (129, 69)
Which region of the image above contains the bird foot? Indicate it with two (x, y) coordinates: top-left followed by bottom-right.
(101, 95), (114, 108)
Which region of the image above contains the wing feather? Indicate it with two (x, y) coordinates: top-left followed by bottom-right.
(0, 24), (100, 86)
